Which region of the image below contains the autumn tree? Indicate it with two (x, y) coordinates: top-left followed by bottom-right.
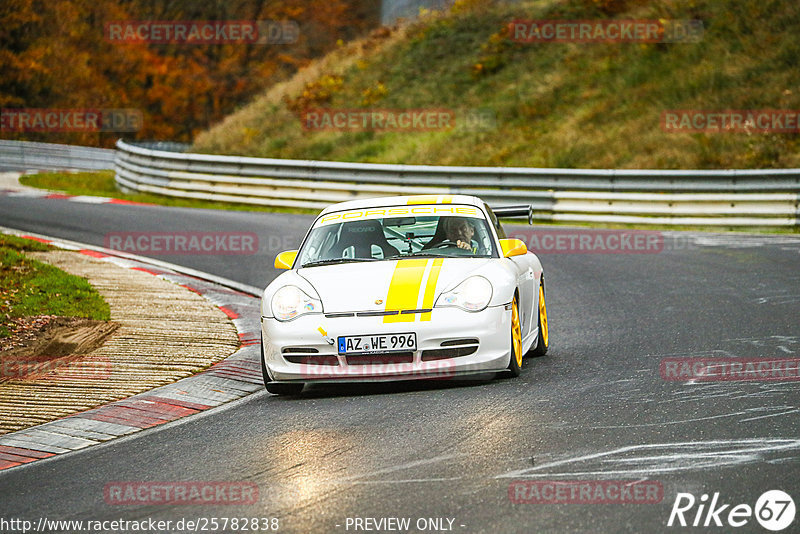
(0, 0), (379, 146)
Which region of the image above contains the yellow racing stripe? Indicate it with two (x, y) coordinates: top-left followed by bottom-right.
(420, 259), (443, 321)
(383, 259), (428, 323)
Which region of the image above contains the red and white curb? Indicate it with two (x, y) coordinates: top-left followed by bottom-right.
(0, 187), (154, 207)
(0, 228), (263, 472)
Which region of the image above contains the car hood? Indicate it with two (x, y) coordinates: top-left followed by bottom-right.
(297, 258), (493, 314)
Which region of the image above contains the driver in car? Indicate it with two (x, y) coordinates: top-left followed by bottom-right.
(444, 217), (476, 251)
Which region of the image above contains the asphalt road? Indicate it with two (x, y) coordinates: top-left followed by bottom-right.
(1, 194), (799, 533)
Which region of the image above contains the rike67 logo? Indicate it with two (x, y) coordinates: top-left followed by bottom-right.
(667, 490), (795, 531)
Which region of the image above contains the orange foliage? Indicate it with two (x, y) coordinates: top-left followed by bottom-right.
(0, 0), (378, 146)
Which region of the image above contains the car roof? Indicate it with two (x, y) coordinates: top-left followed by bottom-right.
(317, 195), (485, 215)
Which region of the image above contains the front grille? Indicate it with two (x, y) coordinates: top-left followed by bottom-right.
(325, 309), (431, 318)
(421, 346), (478, 360)
(440, 338), (479, 347)
(346, 352), (414, 365)
(356, 310), (398, 317)
(284, 355), (339, 366)
(282, 347), (319, 354)
(282, 346), (337, 365)
(421, 338), (479, 361)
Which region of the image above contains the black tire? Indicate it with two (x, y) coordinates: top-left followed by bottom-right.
(265, 382), (304, 395)
(505, 295), (523, 377)
(262, 333), (304, 395)
(260, 333), (270, 387)
(528, 277), (549, 357)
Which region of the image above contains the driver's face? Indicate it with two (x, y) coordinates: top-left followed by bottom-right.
(449, 220), (474, 241)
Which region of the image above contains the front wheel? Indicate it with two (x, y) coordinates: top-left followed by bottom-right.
(528, 277), (549, 357)
(262, 333), (304, 395)
(506, 295), (523, 377)
(265, 382), (304, 395)
(260, 333), (270, 387)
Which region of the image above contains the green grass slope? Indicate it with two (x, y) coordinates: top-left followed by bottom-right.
(192, 0), (800, 169)
(0, 234), (110, 338)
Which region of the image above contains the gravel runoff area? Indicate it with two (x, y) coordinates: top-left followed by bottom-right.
(0, 248), (240, 434)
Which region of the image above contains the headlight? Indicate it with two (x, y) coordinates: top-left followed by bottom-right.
(435, 276), (493, 312)
(271, 285), (322, 321)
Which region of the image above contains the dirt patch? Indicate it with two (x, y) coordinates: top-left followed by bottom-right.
(1, 316), (119, 382)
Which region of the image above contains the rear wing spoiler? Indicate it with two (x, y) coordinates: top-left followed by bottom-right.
(492, 205), (534, 225)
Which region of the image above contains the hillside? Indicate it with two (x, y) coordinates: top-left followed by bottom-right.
(192, 0), (800, 169)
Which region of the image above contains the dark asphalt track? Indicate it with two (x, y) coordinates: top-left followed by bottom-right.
(1, 194), (799, 533)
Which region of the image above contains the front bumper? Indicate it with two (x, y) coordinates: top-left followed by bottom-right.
(261, 305), (511, 383)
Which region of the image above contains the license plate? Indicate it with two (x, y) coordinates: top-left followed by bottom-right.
(337, 333), (417, 355)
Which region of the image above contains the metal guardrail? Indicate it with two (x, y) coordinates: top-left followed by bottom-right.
(0, 140), (115, 171)
(1, 140), (795, 226)
(115, 140), (799, 226)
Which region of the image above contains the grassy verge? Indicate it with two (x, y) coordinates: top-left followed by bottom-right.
(18, 171), (319, 215)
(0, 234), (109, 338)
(192, 0), (800, 169)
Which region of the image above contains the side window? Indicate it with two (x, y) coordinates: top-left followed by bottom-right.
(484, 204), (506, 239)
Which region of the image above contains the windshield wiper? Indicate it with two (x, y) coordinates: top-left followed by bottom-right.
(386, 252), (445, 259)
(388, 251), (491, 259)
(301, 257), (379, 268)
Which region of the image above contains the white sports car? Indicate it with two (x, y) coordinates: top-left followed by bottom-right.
(260, 195), (548, 395)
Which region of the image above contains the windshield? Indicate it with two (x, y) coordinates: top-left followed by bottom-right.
(297, 205), (497, 267)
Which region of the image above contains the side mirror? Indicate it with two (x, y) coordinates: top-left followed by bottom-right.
(499, 238), (528, 258)
(274, 250), (299, 270)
